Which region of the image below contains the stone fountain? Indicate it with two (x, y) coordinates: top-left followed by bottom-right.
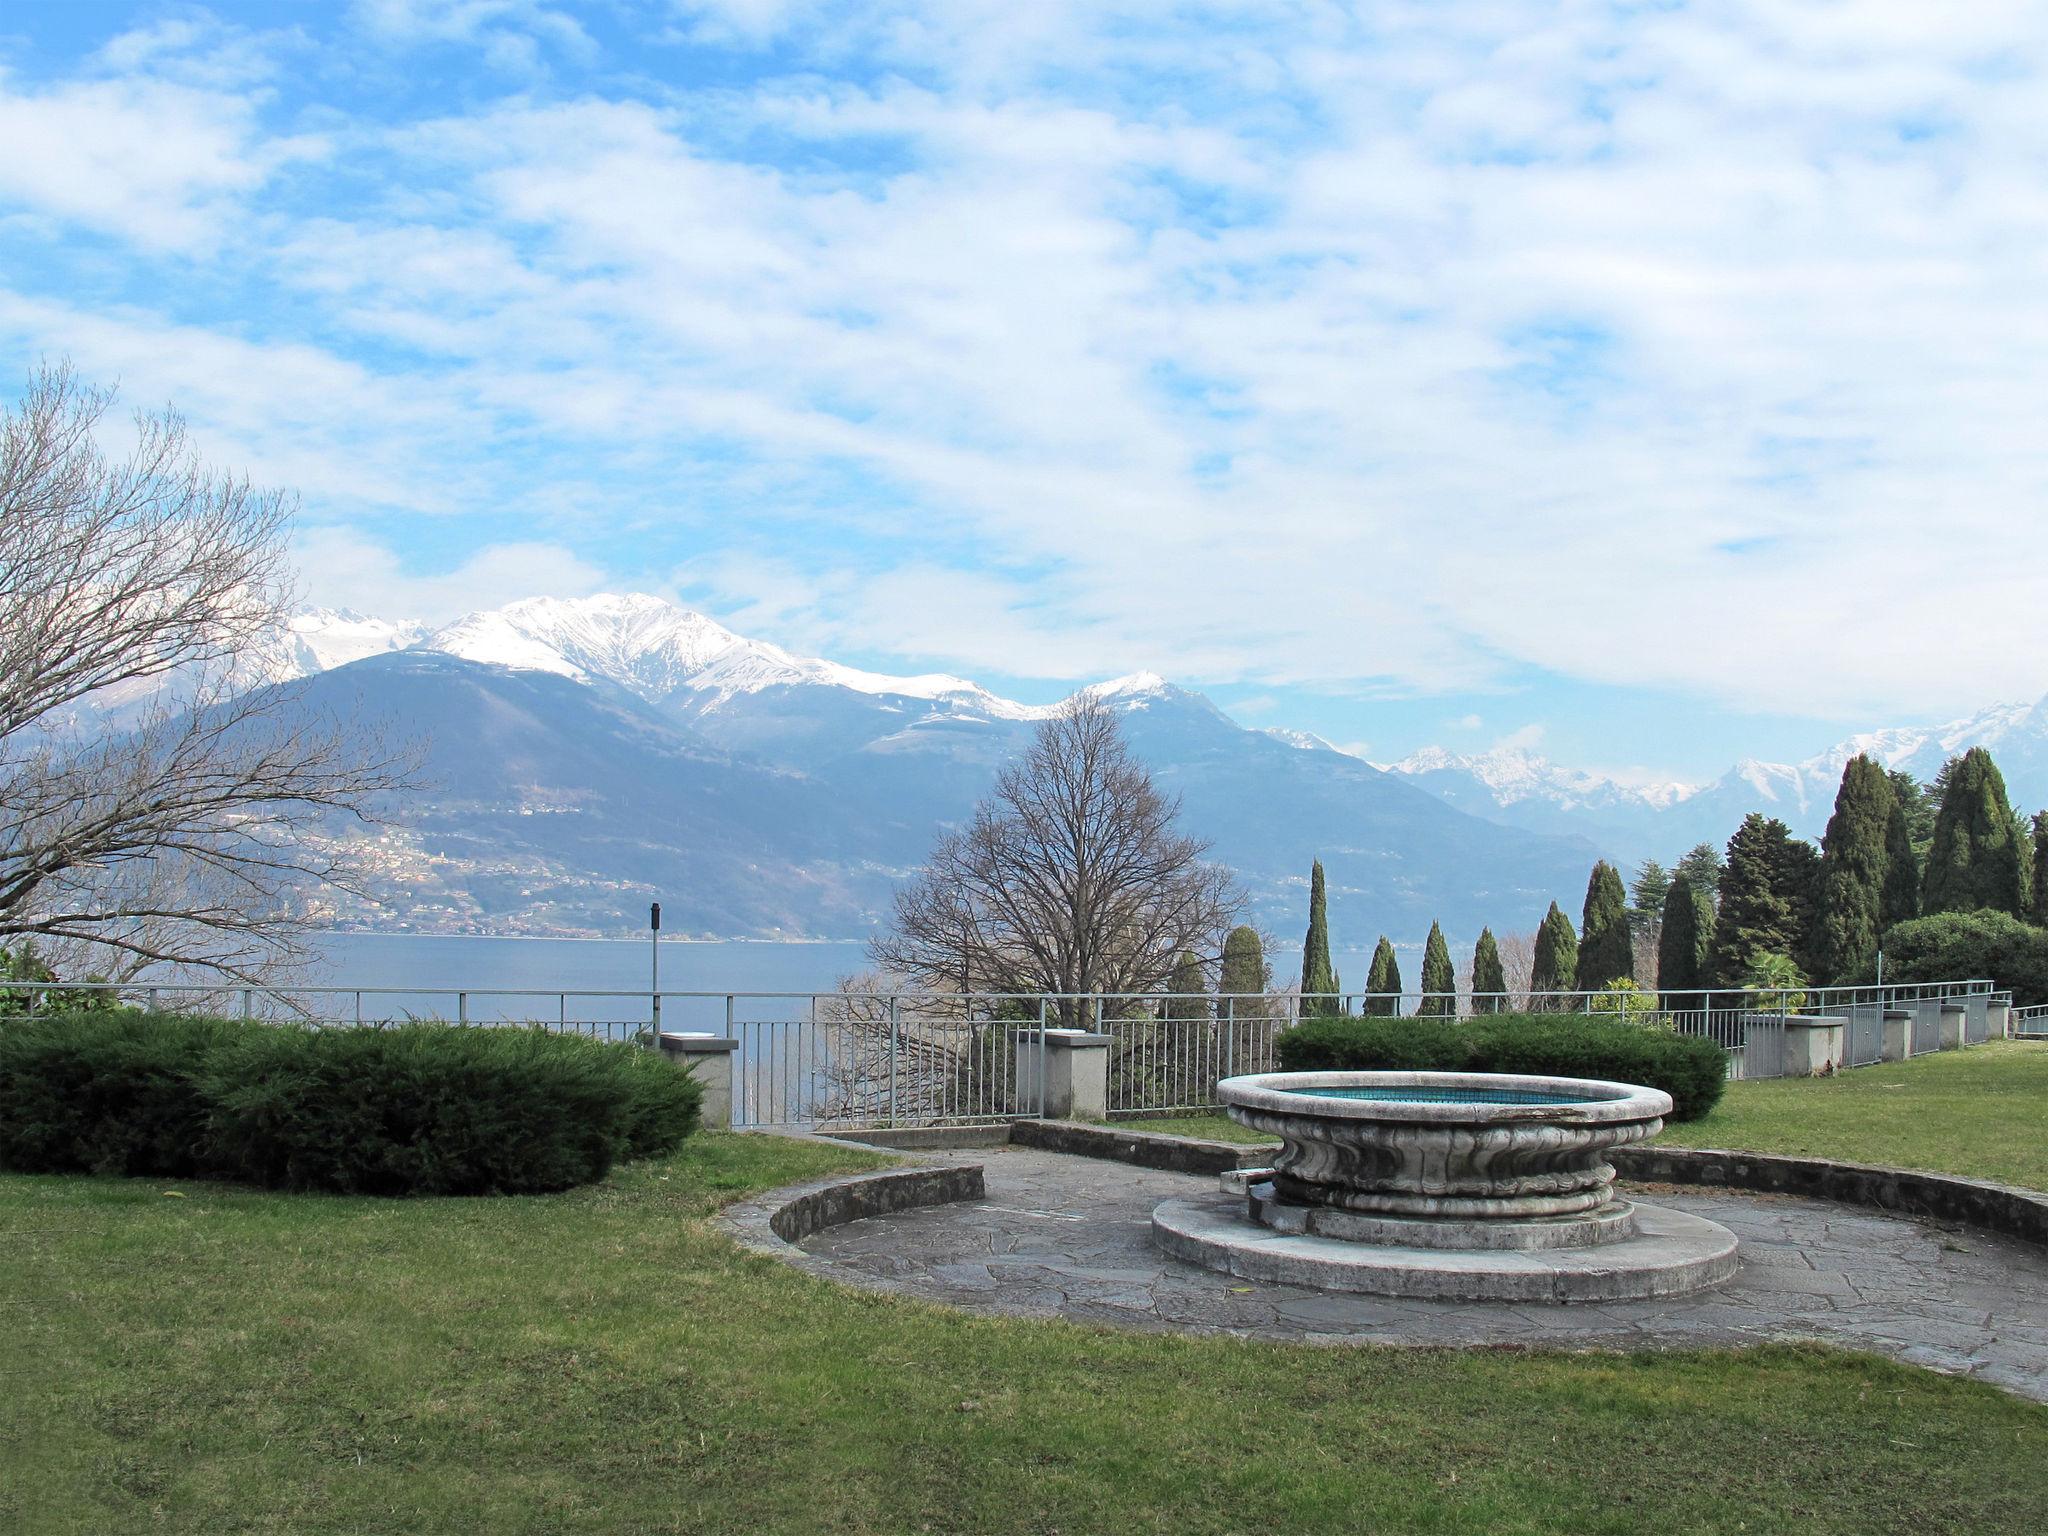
(1150, 1070), (1739, 1302)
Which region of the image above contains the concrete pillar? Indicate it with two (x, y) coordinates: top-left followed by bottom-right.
(1782, 1015), (1847, 1077)
(1881, 1009), (1913, 1062)
(1938, 1001), (1967, 1050)
(1014, 1028), (1114, 1119)
(658, 1032), (739, 1130)
(1987, 998), (2012, 1039)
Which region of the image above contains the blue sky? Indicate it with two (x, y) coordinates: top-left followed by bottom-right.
(4, 1), (2046, 783)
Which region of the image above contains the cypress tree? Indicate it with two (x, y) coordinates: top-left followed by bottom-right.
(2032, 813), (2048, 923)
(1656, 874), (1714, 1010)
(1364, 936), (1401, 1016)
(1528, 901), (1578, 1009)
(1470, 927), (1507, 1013)
(1888, 769), (1938, 864)
(1813, 756), (1898, 984)
(1922, 748), (2025, 916)
(1219, 925), (1267, 1001)
(1708, 813), (1805, 987)
(1578, 860), (1634, 990)
(1299, 860), (1340, 1017)
(1417, 921), (1455, 1016)
(1882, 792), (1921, 930)
(1165, 949), (1208, 1021)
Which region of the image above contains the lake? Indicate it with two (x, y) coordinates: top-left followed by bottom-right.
(290, 930), (1410, 1026)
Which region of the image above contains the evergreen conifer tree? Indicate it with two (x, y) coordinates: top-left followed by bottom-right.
(1888, 769), (1938, 864)
(1708, 813), (1810, 986)
(1881, 791), (1921, 930)
(1922, 748), (2025, 916)
(1813, 755), (1900, 983)
(1656, 875), (1714, 1010)
(1627, 859), (1669, 934)
(1474, 933), (1507, 1015)
(1219, 925), (1267, 1001)
(1299, 860), (1340, 1017)
(1578, 860), (1634, 989)
(1528, 901), (1578, 1009)
(1164, 949), (1208, 1020)
(1418, 921), (1455, 1016)
(2032, 813), (2048, 923)
(1470, 927), (1507, 1013)
(1674, 842), (1726, 907)
(1364, 936), (1401, 1016)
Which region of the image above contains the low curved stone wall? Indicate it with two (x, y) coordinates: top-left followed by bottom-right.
(720, 1163), (987, 1258)
(1612, 1146), (2048, 1248)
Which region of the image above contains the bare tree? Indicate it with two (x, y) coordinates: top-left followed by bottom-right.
(1, 364), (410, 983)
(869, 693), (1241, 1023)
(1495, 929), (1536, 1010)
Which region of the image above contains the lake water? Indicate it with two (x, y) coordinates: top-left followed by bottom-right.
(291, 930), (1409, 1026)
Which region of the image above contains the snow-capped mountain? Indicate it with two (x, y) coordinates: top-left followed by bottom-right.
(1385, 694), (2048, 862)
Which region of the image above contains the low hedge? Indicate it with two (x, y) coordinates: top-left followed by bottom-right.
(1274, 1013), (1729, 1121)
(0, 1013), (702, 1195)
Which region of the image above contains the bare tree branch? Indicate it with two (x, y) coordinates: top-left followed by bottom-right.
(0, 363), (415, 984)
(869, 694), (1243, 1024)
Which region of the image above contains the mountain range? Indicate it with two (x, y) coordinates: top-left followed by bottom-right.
(111, 594), (2048, 946)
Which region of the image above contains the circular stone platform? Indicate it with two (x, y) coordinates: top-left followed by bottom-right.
(1154, 1187), (1739, 1302)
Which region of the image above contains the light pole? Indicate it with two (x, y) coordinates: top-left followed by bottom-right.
(649, 901), (661, 1045)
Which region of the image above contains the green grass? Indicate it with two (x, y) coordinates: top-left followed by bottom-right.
(6, 1134), (2046, 1533)
(1656, 1040), (2048, 1190)
(1107, 1112), (1279, 1144)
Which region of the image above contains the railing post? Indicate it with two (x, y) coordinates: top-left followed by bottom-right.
(1224, 995), (1236, 1079)
(458, 992), (468, 1027)
(242, 989), (253, 1020)
(888, 995), (901, 1127)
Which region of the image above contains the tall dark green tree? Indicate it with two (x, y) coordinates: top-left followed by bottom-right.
(2032, 812), (2048, 923)
(1881, 789), (1921, 930)
(1364, 936), (1401, 1015)
(1922, 748), (2025, 916)
(1708, 813), (1808, 987)
(1164, 949), (1208, 1020)
(1578, 860), (1634, 989)
(1627, 859), (1669, 934)
(1470, 927), (1507, 1013)
(1813, 755), (1902, 984)
(1674, 842), (1726, 907)
(1219, 925), (1267, 1001)
(1299, 860), (1340, 1016)
(1888, 769), (1938, 865)
(1417, 921), (1455, 1016)
(1656, 875), (1714, 1010)
(1528, 901), (1578, 1008)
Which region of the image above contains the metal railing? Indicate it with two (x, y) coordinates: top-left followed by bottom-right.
(0, 976), (2008, 1128)
(2013, 1003), (2048, 1039)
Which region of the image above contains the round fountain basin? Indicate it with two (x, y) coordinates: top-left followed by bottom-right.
(1219, 1070), (1671, 1219)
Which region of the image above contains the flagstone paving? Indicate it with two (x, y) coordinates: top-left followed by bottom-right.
(793, 1147), (2048, 1402)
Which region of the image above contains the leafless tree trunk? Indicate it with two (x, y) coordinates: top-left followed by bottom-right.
(1, 364), (411, 983)
(1495, 929), (1536, 1010)
(869, 694), (1242, 1025)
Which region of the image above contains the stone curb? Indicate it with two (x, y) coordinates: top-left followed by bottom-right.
(720, 1161), (987, 1250)
(1010, 1117), (1271, 1174)
(1611, 1146), (2048, 1248)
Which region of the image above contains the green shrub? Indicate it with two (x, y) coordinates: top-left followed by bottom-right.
(1274, 1011), (1729, 1121)
(0, 1014), (701, 1195)
(1850, 909), (2048, 1006)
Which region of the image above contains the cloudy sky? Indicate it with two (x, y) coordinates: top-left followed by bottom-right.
(4, 1), (2046, 780)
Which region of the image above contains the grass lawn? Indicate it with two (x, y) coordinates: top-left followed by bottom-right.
(6, 1134), (2047, 1534)
(1657, 1040), (2048, 1191)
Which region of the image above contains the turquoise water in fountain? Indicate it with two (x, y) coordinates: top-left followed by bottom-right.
(1286, 1086), (1596, 1106)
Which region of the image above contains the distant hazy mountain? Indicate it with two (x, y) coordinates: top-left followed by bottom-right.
(205, 596), (1601, 943)
(106, 591), (2048, 940)
(1383, 697), (2048, 864)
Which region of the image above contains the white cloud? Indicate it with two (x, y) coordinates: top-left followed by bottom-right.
(7, 1), (2048, 718)
(293, 527), (608, 624)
